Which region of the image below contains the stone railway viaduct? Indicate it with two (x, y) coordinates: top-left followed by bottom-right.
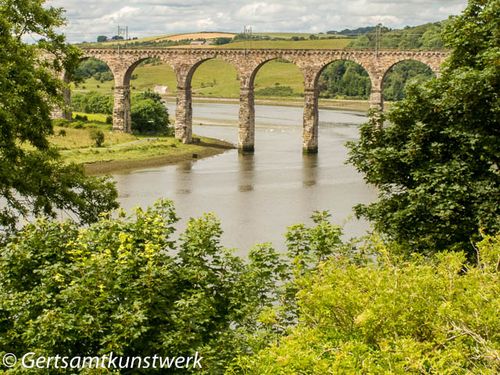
(75, 48), (448, 153)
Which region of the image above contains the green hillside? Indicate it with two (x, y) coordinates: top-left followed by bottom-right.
(213, 38), (351, 49)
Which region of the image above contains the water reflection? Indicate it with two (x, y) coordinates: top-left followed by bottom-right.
(302, 154), (318, 188)
(238, 154), (255, 192)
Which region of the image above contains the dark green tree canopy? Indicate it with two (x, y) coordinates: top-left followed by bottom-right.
(0, 0), (118, 231)
(347, 0), (500, 257)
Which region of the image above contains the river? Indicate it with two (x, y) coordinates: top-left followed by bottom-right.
(113, 102), (376, 255)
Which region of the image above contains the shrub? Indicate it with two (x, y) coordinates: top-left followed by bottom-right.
(74, 114), (88, 121)
(0, 200), (285, 373)
(131, 91), (170, 134)
(255, 85), (297, 97)
(90, 129), (105, 147)
(232, 234), (500, 373)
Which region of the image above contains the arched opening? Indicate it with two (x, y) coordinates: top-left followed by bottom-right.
(191, 59), (239, 99)
(251, 58), (304, 151)
(253, 58), (304, 100)
(382, 60), (434, 105)
(70, 57), (115, 120)
(125, 57), (176, 135)
(53, 58), (139, 154)
(317, 59), (372, 112)
(188, 58), (239, 141)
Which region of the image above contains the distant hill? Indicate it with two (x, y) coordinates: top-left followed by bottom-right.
(327, 26), (376, 36)
(347, 22), (446, 50)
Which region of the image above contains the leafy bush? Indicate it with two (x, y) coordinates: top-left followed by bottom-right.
(0, 200), (285, 373)
(74, 114), (88, 121)
(90, 129), (105, 147)
(231, 234), (500, 374)
(131, 91), (170, 134)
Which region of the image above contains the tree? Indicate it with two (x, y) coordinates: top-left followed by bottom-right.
(97, 35), (108, 43)
(0, 200), (287, 373)
(0, 1), (118, 231)
(347, 0), (500, 257)
(131, 92), (170, 134)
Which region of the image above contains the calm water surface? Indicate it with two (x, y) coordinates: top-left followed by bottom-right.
(113, 103), (376, 255)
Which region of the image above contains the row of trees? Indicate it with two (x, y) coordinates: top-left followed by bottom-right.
(349, 22), (445, 50)
(318, 60), (434, 100)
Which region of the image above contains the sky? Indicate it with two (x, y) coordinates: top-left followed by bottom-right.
(46, 0), (468, 43)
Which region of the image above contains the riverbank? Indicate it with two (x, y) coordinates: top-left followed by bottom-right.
(166, 96), (377, 112)
(50, 119), (235, 175)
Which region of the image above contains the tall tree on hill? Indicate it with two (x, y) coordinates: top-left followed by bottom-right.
(0, 0), (118, 232)
(347, 0), (500, 257)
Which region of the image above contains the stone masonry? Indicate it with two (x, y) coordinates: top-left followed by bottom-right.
(76, 48), (448, 153)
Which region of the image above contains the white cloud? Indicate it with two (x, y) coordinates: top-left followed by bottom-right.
(46, 0), (468, 43)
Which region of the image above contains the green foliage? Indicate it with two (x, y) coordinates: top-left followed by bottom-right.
(0, 200), (287, 374)
(131, 91), (170, 134)
(382, 61), (434, 101)
(232, 234), (500, 374)
(74, 57), (112, 81)
(319, 60), (434, 101)
(90, 129), (105, 147)
(0, 0), (118, 231)
(347, 0), (500, 257)
(254, 85), (297, 97)
(318, 61), (371, 99)
(213, 37), (233, 45)
(349, 22), (445, 50)
(71, 91), (113, 114)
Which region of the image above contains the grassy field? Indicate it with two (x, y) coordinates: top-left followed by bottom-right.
(50, 117), (234, 174)
(212, 38), (351, 49)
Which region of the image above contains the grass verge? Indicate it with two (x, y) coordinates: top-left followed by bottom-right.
(51, 118), (234, 175)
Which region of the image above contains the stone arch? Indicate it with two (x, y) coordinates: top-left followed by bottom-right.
(314, 57), (373, 90)
(187, 56), (239, 97)
(314, 58), (373, 101)
(123, 55), (176, 87)
(249, 57), (305, 90)
(172, 56), (239, 144)
(57, 56), (116, 122)
(181, 56), (240, 89)
(381, 59), (435, 102)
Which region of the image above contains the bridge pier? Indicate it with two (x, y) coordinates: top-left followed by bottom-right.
(113, 85), (131, 132)
(369, 88), (384, 111)
(238, 85), (255, 153)
(175, 85), (193, 143)
(303, 88), (319, 154)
